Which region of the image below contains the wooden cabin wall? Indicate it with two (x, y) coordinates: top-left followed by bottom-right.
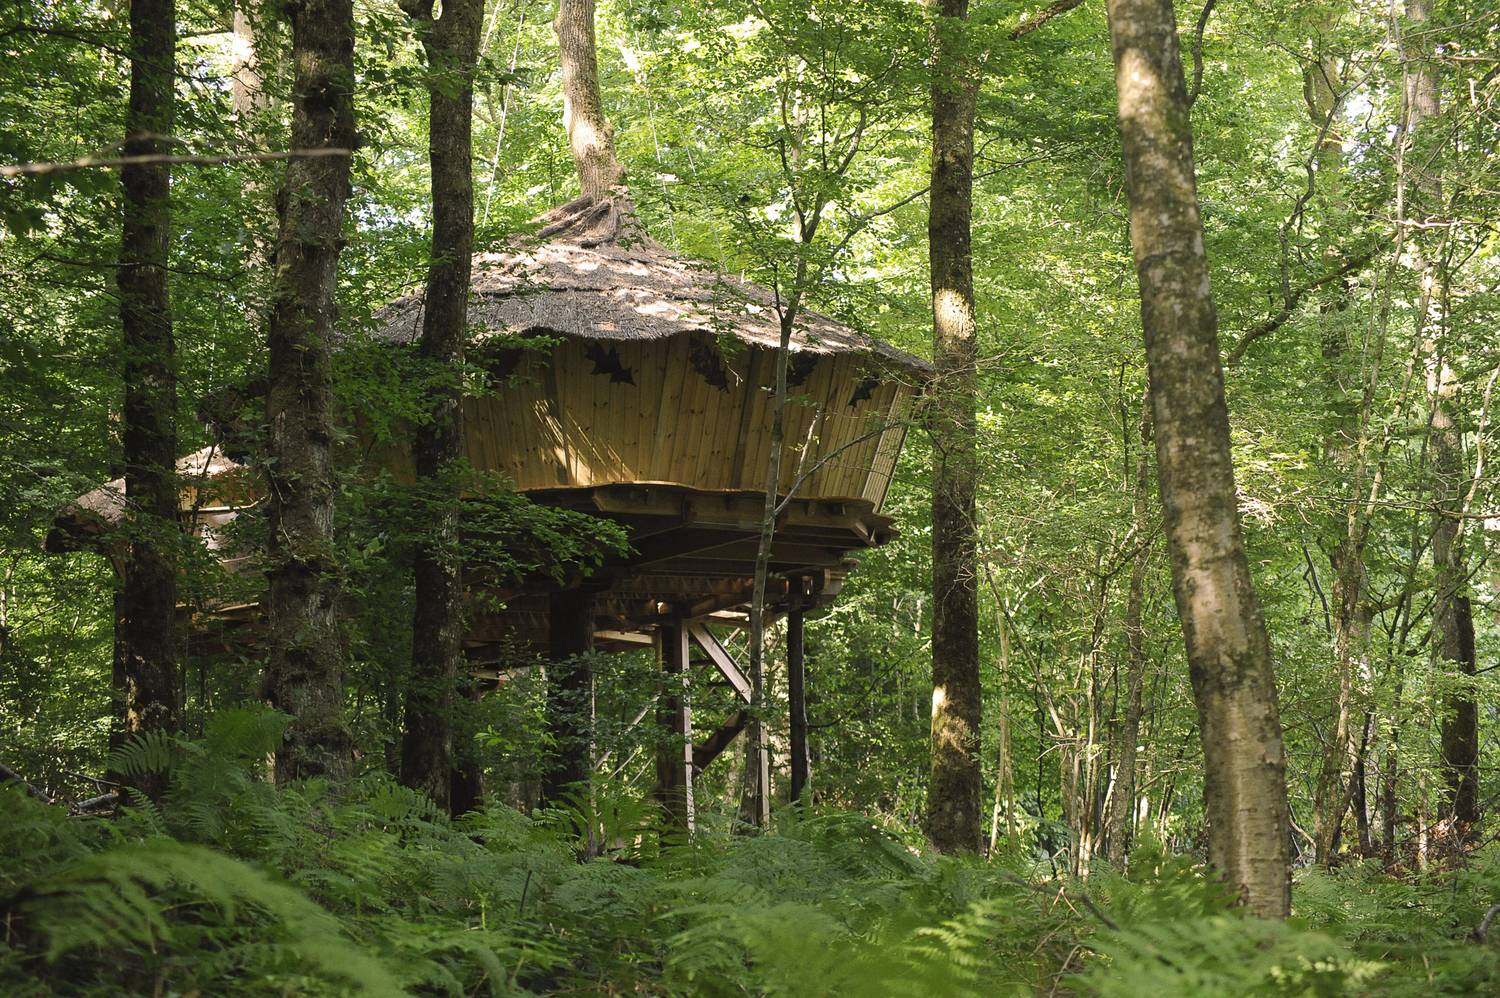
(457, 335), (910, 510)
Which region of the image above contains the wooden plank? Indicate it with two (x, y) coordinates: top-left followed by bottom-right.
(540, 345), (574, 486)
(687, 621), (752, 703)
(517, 354), (552, 484)
(650, 336), (688, 482)
(668, 344), (710, 486)
(865, 384), (910, 508)
(739, 347), (774, 497)
(787, 601), (810, 802)
(691, 709), (748, 771)
(730, 348), (761, 488)
(619, 340), (650, 479)
(654, 622), (695, 832)
(695, 350), (736, 491)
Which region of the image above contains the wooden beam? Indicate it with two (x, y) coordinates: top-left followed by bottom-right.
(788, 599), (810, 803)
(687, 622), (752, 703)
(594, 629), (653, 647)
(631, 528), (752, 568)
(654, 621), (694, 832)
(692, 709), (748, 771)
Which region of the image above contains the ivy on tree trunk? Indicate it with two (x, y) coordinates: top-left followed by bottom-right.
(262, 0), (357, 783)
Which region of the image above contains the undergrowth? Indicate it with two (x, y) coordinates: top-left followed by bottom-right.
(1, 712), (1495, 995)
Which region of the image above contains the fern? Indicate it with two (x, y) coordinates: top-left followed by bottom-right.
(19, 838), (404, 995)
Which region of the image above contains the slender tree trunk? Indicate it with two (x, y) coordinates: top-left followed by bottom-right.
(1402, 0), (1479, 833)
(987, 579), (1017, 853)
(1107, 395), (1152, 864)
(262, 0), (357, 782)
(115, 0), (180, 794)
(1303, 48), (1373, 867)
(555, 0), (623, 202)
(397, 0), (483, 814)
(925, 0), (982, 855)
(231, 5), (264, 121)
(1105, 0), (1292, 917)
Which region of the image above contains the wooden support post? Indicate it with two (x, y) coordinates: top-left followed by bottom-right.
(541, 588), (594, 805)
(654, 620), (695, 832)
(788, 599), (809, 803)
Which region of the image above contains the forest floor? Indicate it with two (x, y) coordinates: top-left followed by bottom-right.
(2, 713), (1498, 997)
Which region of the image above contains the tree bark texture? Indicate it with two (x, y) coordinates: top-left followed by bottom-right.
(397, 0), (483, 815)
(926, 0), (982, 855)
(1107, 396), (1152, 864)
(1106, 0), (1292, 916)
(653, 621), (694, 830)
(231, 5), (265, 120)
(555, 0), (624, 201)
(1302, 48), (1373, 866)
(262, 0), (356, 782)
(1404, 0), (1479, 832)
(115, 0), (181, 789)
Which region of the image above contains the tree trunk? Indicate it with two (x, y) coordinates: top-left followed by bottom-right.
(1403, 0), (1480, 834)
(231, 5), (264, 120)
(925, 0), (982, 856)
(1303, 48), (1372, 867)
(986, 592), (1017, 853)
(397, 0), (483, 815)
(262, 0), (357, 782)
(115, 0), (180, 796)
(1105, 0), (1292, 917)
(554, 0), (623, 202)
(1107, 395), (1152, 864)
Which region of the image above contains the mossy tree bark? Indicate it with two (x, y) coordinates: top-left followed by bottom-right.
(1402, 0), (1479, 834)
(926, 0), (982, 855)
(397, 0), (483, 815)
(115, 0), (180, 796)
(263, 0), (357, 782)
(555, 0), (624, 202)
(1301, 44), (1373, 866)
(1105, 0), (1292, 916)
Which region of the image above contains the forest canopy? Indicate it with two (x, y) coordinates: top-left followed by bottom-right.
(2, 0), (1500, 993)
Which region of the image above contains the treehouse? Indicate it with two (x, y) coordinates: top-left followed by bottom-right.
(52, 196), (930, 825)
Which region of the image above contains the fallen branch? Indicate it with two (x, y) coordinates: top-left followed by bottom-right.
(0, 761), (50, 802)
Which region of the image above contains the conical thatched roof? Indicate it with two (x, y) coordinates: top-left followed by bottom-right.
(373, 195), (931, 375)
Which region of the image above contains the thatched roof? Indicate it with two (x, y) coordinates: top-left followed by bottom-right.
(373, 195), (931, 375)
(46, 447), (247, 544)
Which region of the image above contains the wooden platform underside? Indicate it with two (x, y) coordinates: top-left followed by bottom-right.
(188, 482), (892, 657)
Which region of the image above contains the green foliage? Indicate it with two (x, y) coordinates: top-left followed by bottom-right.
(6, 715), (1500, 995)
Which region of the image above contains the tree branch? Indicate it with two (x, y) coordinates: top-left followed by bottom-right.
(2, 147), (351, 179)
(1187, 0), (1217, 106)
(1009, 0), (1086, 41)
(1224, 249), (1374, 367)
